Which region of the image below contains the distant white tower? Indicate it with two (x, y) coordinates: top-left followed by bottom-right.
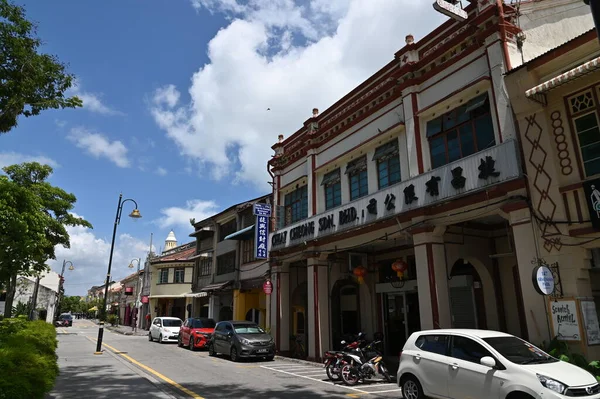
(164, 230), (177, 252)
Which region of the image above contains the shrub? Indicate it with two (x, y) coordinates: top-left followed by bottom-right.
(0, 319), (58, 399)
(107, 314), (118, 326)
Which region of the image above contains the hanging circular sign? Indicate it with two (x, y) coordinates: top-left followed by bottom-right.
(532, 264), (555, 296)
(263, 280), (273, 295)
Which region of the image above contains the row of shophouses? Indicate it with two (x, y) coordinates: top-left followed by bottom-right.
(91, 0), (600, 362)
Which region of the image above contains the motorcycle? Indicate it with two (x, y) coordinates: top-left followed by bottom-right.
(340, 340), (392, 386)
(323, 339), (360, 381)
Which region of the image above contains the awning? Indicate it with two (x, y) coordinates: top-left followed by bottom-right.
(183, 292), (205, 297)
(189, 228), (214, 238)
(345, 156), (367, 175)
(187, 252), (212, 260)
(199, 280), (233, 292)
(148, 294), (185, 299)
(464, 93), (488, 113)
(224, 225), (254, 240)
(372, 140), (399, 161)
(526, 56), (600, 100)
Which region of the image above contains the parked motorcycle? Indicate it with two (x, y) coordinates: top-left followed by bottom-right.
(340, 340), (392, 385)
(323, 340), (360, 381)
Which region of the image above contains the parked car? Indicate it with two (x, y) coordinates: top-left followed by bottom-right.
(178, 317), (216, 350)
(209, 321), (274, 362)
(57, 313), (73, 327)
(148, 317), (182, 344)
(397, 329), (600, 399)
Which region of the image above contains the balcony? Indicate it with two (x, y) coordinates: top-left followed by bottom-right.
(270, 140), (522, 250)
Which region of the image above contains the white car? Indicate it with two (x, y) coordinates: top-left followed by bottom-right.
(148, 317), (182, 344)
(397, 329), (600, 399)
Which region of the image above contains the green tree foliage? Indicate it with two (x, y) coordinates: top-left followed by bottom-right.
(0, 0), (82, 133)
(0, 162), (92, 317)
(59, 296), (86, 313)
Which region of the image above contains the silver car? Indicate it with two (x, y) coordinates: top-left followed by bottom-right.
(209, 321), (275, 362)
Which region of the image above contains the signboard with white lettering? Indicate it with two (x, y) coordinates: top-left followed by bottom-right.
(580, 300), (600, 345)
(532, 265), (554, 296)
(255, 215), (269, 259)
(548, 299), (581, 341)
(433, 0), (468, 21)
(253, 203), (272, 217)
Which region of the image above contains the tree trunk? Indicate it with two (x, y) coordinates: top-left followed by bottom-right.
(3, 274), (17, 318)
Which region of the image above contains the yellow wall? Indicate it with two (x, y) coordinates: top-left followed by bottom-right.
(233, 289), (266, 328)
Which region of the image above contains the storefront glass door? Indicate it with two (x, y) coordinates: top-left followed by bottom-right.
(383, 291), (420, 356)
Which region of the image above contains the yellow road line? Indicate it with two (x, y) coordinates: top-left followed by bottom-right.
(85, 336), (204, 399)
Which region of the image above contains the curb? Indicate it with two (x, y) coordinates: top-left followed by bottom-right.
(274, 355), (323, 367)
(106, 326), (147, 337)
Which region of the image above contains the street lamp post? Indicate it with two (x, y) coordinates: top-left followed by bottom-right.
(128, 258), (142, 332)
(54, 260), (74, 321)
(95, 194), (142, 355)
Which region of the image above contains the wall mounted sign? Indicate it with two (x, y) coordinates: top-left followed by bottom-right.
(532, 264), (555, 296)
(583, 178), (600, 230)
(548, 299), (581, 341)
(433, 0), (468, 21)
(255, 215), (269, 259)
(270, 141), (520, 249)
(580, 299), (600, 345)
(141, 295), (149, 304)
(263, 280), (273, 295)
(253, 203), (272, 217)
(125, 287), (134, 296)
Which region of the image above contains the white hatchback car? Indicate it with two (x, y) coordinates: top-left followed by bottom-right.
(397, 329), (600, 399)
(148, 317), (182, 344)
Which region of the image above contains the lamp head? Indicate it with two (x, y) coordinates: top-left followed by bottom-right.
(129, 209), (142, 219)
(68, 265), (75, 271)
(128, 263), (134, 269)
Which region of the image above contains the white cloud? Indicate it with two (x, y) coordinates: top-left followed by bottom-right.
(154, 199), (220, 230)
(47, 222), (154, 296)
(156, 167), (168, 176)
(69, 80), (123, 116)
(153, 0), (446, 188)
(0, 152), (59, 169)
(67, 127), (130, 168)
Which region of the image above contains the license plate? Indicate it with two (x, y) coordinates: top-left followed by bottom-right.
(257, 349), (269, 353)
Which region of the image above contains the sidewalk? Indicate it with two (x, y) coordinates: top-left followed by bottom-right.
(107, 324), (148, 336)
(47, 330), (175, 399)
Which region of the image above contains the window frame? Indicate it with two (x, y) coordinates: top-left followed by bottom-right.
(216, 251), (236, 275)
(347, 156), (368, 200)
(242, 237), (255, 264)
(198, 257), (212, 276)
(218, 219), (237, 242)
(414, 334), (449, 356)
(426, 94), (495, 169)
(374, 140), (401, 189)
(159, 268), (169, 284)
(566, 87), (600, 178)
(174, 267), (185, 283)
(284, 185), (308, 226)
(323, 169), (342, 210)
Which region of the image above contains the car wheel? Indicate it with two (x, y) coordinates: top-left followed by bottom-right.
(148, 332), (153, 342)
(159, 334), (164, 344)
(177, 335), (183, 347)
(230, 346), (239, 362)
(208, 343), (216, 356)
(189, 337), (196, 351)
(402, 376), (424, 399)
(265, 355), (274, 361)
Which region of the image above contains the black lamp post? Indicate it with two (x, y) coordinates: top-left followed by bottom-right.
(584, 0), (600, 42)
(95, 194), (142, 355)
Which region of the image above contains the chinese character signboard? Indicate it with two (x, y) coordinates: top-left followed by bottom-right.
(583, 178), (600, 230)
(255, 216), (269, 259)
(432, 0), (468, 21)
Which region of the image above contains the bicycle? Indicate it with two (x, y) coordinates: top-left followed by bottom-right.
(291, 334), (306, 359)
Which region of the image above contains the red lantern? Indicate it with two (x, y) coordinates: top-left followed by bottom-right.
(391, 260), (408, 279)
(353, 265), (368, 284)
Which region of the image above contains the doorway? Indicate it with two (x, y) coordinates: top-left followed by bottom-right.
(383, 291), (420, 356)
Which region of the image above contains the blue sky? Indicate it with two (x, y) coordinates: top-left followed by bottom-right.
(2, 0), (445, 295)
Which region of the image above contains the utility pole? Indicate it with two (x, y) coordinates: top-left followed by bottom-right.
(584, 0), (600, 43)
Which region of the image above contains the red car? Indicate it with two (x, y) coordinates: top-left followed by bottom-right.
(178, 317), (216, 350)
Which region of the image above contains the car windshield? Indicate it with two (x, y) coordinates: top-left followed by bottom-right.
(60, 314), (72, 319)
(191, 319), (216, 329)
(233, 324), (265, 334)
(483, 336), (558, 365)
(162, 319), (182, 327)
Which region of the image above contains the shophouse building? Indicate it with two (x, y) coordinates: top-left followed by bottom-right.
(506, 25), (600, 358)
(190, 194), (272, 326)
(148, 231), (196, 320)
(267, 0), (595, 361)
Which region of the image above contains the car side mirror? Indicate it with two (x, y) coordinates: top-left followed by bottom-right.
(480, 356), (496, 368)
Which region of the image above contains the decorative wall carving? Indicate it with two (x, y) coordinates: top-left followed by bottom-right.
(524, 114), (562, 252)
(550, 110), (573, 176)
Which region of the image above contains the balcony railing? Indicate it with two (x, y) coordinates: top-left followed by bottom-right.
(270, 140), (521, 250)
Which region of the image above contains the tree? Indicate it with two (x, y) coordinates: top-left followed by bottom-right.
(0, 162), (92, 317)
(0, 0), (82, 133)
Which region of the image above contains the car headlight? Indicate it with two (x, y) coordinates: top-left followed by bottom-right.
(537, 374), (566, 394)
(268, 338), (274, 344)
(241, 338), (251, 345)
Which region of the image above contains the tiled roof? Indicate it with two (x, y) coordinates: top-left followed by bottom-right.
(152, 242), (197, 263)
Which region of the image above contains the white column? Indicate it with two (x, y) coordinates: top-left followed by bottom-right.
(272, 262), (290, 352)
(413, 227), (451, 330)
(307, 257), (330, 361)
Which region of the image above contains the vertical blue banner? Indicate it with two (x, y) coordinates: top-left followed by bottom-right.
(255, 215), (269, 259)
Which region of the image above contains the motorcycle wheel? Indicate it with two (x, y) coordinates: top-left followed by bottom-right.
(379, 362), (392, 382)
(341, 364), (360, 386)
(325, 361), (340, 381)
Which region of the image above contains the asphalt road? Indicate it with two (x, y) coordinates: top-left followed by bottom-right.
(59, 319), (403, 399)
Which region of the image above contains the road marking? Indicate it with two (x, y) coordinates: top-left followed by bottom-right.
(85, 336), (204, 399)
